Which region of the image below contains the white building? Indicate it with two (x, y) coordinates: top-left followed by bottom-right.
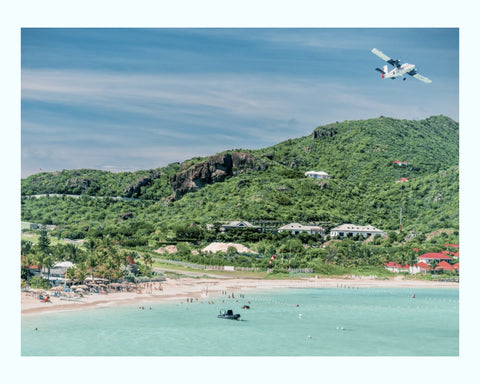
(278, 223), (325, 236)
(42, 261), (75, 285)
(305, 171), (329, 180)
(330, 224), (386, 238)
(219, 220), (260, 232)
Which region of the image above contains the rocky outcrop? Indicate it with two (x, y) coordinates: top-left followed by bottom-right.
(66, 177), (91, 193)
(170, 152), (266, 200)
(312, 125), (338, 139)
(123, 170), (162, 198)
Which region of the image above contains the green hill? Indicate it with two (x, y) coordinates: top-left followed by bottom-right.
(21, 115), (459, 236)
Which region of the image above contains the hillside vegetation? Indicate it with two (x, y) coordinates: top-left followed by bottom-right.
(21, 115), (459, 276)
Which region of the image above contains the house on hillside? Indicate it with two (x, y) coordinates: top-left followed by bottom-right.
(445, 244), (459, 249)
(28, 264), (41, 277)
(42, 261), (75, 285)
(443, 244), (459, 258)
(330, 224), (386, 238)
(417, 252), (452, 264)
(417, 262), (431, 273)
(278, 223), (325, 236)
(305, 171), (329, 180)
(219, 221), (260, 232)
(384, 262), (407, 273)
(434, 260), (456, 272)
(384, 262), (421, 274)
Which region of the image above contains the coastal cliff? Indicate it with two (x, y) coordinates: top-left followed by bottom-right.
(170, 152), (267, 200)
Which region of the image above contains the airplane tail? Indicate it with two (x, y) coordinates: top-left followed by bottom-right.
(375, 65), (388, 78)
(382, 65), (388, 78)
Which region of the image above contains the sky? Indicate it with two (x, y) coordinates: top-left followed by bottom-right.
(20, 28), (459, 178)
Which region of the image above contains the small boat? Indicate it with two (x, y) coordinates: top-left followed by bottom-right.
(218, 309), (241, 320)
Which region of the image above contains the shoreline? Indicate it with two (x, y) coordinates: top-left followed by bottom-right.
(21, 276), (458, 316)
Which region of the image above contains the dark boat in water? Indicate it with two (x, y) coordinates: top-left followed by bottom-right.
(218, 309), (241, 320)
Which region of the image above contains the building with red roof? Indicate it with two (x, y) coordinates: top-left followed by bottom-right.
(435, 260), (455, 271)
(417, 261), (431, 271)
(417, 252), (451, 263)
(384, 262), (404, 273)
(384, 262), (421, 274)
(385, 255), (458, 275)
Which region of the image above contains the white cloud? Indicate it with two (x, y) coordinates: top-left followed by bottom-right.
(22, 69), (368, 125)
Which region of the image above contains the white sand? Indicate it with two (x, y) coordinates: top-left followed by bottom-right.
(21, 276), (457, 315)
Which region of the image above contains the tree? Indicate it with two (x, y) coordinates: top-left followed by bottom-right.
(65, 243), (82, 263)
(21, 240), (33, 256)
(142, 253), (153, 276)
(226, 246), (237, 258)
(86, 253), (99, 280)
(37, 229), (51, 254)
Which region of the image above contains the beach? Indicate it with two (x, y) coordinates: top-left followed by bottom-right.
(21, 275), (458, 315)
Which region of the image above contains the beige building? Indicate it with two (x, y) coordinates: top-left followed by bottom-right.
(330, 224), (386, 238)
(278, 223), (325, 236)
(219, 221), (260, 232)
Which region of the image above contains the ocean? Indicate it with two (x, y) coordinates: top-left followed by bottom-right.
(21, 287), (458, 356)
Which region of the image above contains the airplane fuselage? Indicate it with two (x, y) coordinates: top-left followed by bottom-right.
(384, 63), (415, 79)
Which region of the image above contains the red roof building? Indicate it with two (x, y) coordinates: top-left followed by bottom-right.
(384, 262), (417, 273)
(435, 260), (455, 271)
(418, 252), (451, 262)
(417, 262), (431, 270)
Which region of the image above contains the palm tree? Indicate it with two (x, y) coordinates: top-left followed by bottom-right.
(37, 229), (51, 254)
(21, 240), (33, 256)
(74, 265), (88, 282)
(66, 266), (76, 281)
(143, 253), (153, 275)
(408, 252), (418, 274)
(85, 253), (99, 281)
(65, 243), (80, 263)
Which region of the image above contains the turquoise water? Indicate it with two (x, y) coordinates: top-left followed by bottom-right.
(21, 287), (458, 356)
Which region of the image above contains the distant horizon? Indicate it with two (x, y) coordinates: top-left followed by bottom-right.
(21, 28), (459, 178)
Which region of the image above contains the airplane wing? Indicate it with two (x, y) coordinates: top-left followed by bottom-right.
(411, 73), (432, 83)
(371, 48), (401, 68)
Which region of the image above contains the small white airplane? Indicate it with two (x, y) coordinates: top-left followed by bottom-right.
(372, 48), (432, 83)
